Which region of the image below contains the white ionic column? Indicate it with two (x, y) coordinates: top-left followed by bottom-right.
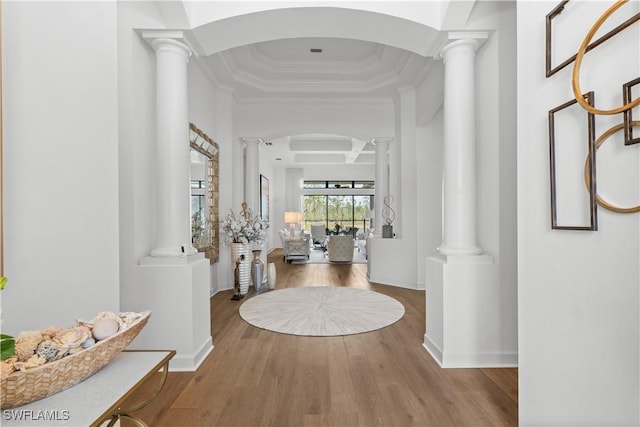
(143, 32), (195, 257)
(242, 138), (261, 218)
(438, 33), (487, 256)
(373, 138), (391, 237)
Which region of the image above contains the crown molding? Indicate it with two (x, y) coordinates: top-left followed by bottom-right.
(235, 96), (394, 107)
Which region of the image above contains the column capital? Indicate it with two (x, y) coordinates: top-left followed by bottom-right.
(141, 30), (193, 59)
(371, 137), (393, 145)
(439, 31), (489, 59)
(240, 137), (264, 146)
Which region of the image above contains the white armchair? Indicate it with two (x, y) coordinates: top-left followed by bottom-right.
(356, 229), (371, 259)
(279, 230), (310, 262)
(284, 238), (310, 262)
(310, 224), (327, 250)
(327, 235), (354, 262)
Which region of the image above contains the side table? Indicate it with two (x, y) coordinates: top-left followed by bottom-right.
(2, 350), (175, 427)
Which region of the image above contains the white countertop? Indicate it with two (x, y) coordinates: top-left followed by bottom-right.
(2, 350), (173, 427)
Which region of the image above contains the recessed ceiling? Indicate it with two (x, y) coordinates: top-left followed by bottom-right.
(199, 37), (433, 165)
(204, 37), (432, 99)
(261, 133), (372, 165)
(253, 38), (380, 62)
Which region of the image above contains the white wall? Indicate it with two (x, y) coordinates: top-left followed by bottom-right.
(215, 89), (236, 292)
(116, 1), (168, 312)
(518, 1), (640, 425)
(469, 0), (519, 364)
(3, 1), (120, 332)
(236, 101), (393, 142)
(416, 111), (444, 288)
(188, 61), (221, 295)
(257, 147), (276, 253)
(416, 0), (518, 364)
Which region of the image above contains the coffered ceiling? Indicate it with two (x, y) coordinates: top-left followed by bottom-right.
(177, 0), (479, 165)
(164, 2), (480, 164)
(203, 37), (433, 100)
(199, 36), (435, 165)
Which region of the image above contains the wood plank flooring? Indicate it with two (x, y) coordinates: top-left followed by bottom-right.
(122, 249), (518, 426)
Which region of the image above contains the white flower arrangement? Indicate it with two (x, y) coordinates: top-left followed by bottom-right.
(221, 208), (266, 245)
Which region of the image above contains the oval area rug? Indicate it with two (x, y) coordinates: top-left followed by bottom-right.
(239, 286), (405, 336)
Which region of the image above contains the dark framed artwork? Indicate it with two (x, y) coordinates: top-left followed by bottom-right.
(260, 174), (269, 226)
(545, 0), (640, 77)
(548, 92), (597, 230)
(623, 77), (640, 145)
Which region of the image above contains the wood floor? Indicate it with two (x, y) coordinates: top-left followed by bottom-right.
(123, 249), (518, 426)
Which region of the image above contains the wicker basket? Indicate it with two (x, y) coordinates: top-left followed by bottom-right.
(1, 310), (151, 409)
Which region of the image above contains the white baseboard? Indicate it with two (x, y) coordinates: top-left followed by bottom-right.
(169, 337), (214, 372)
(423, 334), (517, 368)
(369, 274), (422, 290)
(423, 334), (443, 366)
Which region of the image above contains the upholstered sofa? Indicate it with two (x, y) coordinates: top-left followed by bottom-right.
(327, 235), (354, 262)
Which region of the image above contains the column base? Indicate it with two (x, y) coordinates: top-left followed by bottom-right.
(141, 252), (204, 266)
(437, 244), (483, 256)
(125, 256), (213, 371)
(150, 245), (198, 258)
(424, 253), (517, 368)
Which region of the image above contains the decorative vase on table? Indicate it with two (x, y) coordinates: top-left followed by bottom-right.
(251, 249), (265, 294)
(231, 243), (252, 295)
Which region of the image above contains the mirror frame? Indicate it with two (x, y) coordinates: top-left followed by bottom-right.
(190, 123), (219, 263)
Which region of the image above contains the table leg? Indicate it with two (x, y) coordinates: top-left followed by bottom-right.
(104, 358), (171, 426)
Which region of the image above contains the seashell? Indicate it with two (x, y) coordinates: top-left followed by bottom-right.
(41, 326), (63, 340)
(92, 311), (118, 322)
(92, 318), (119, 341)
(82, 337), (96, 348)
(53, 326), (91, 351)
(14, 354), (47, 372)
(91, 311), (123, 329)
(119, 312), (142, 329)
(0, 356), (17, 377)
(36, 340), (60, 362)
(14, 331), (43, 362)
(67, 346), (83, 355)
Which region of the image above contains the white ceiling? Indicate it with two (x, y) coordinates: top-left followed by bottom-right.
(202, 37), (433, 164)
(172, 0), (482, 166)
(199, 36), (434, 165)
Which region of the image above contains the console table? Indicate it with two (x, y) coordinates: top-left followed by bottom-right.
(2, 350), (175, 427)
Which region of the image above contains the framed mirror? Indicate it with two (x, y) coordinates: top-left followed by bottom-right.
(190, 123), (220, 263)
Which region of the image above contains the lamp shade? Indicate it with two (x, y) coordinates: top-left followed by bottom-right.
(284, 211), (299, 224)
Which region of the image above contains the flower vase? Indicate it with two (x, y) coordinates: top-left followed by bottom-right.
(231, 243), (252, 295)
(267, 263), (276, 290)
(251, 250), (265, 294)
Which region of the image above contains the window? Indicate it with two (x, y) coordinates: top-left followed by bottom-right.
(303, 194), (373, 236)
(302, 180), (374, 235)
(303, 180), (373, 189)
(303, 181), (328, 189)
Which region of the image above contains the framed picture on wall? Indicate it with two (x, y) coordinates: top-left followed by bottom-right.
(260, 174), (269, 226)
(545, 0), (640, 77)
(623, 77), (640, 145)
(548, 92), (597, 230)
